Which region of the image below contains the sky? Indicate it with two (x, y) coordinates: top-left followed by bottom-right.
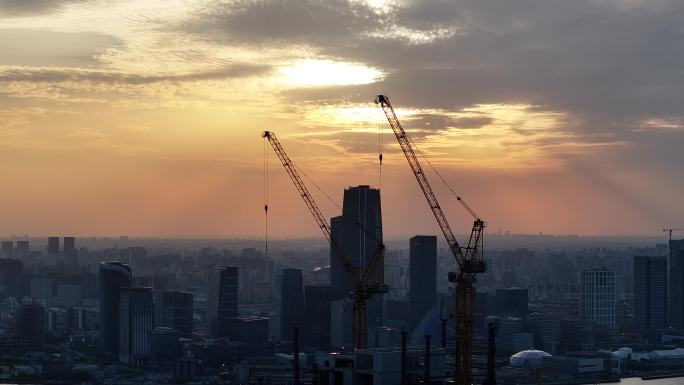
(0, 0), (683, 239)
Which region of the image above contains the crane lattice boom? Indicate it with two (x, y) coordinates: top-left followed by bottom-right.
(262, 130), (386, 349)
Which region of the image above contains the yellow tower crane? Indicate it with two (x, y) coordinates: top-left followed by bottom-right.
(376, 95), (485, 384)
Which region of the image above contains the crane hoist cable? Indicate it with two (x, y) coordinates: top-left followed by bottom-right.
(264, 138), (269, 258)
(408, 132), (479, 220)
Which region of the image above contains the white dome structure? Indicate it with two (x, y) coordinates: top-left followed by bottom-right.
(509, 349), (552, 368)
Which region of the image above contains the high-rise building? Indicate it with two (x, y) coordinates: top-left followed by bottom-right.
(669, 240), (684, 329)
(1, 241), (13, 258)
(634, 256), (667, 330)
(580, 268), (615, 329)
(63, 237), (75, 254)
(13, 302), (45, 352)
(225, 316), (269, 345)
(280, 268), (304, 341)
(304, 285), (335, 349)
(207, 265), (238, 337)
(99, 262), (132, 355)
(119, 287), (154, 367)
(47, 237), (60, 255)
(15, 241), (29, 261)
(63, 237), (76, 266)
(409, 235), (437, 326)
(329, 185), (384, 331)
(55, 284), (82, 307)
(30, 276), (53, 305)
(0, 258), (23, 298)
(158, 290), (193, 337)
(495, 288), (529, 318)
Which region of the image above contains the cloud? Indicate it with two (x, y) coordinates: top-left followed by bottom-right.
(192, 0), (684, 132)
(0, 64), (272, 84)
(0, 0), (88, 15)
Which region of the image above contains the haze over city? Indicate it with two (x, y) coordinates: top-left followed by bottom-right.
(2, 0), (683, 238)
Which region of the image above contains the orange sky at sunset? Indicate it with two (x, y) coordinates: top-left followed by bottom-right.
(1, 0), (683, 238)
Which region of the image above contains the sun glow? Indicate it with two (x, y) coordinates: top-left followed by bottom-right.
(280, 60), (384, 87)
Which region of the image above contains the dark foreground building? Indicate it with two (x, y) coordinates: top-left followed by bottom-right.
(99, 262), (132, 355)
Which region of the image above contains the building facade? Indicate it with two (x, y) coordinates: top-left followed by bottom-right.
(495, 287), (529, 318)
(634, 255), (667, 330)
(580, 268), (616, 329)
(669, 240), (684, 329)
(280, 268), (304, 341)
(409, 235), (437, 326)
(207, 265), (238, 338)
(99, 262), (133, 355)
(158, 290), (193, 337)
(119, 287), (154, 367)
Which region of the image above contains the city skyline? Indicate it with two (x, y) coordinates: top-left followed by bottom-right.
(1, 1), (683, 238)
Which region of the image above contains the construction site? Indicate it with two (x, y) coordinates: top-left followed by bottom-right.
(262, 94), (493, 385)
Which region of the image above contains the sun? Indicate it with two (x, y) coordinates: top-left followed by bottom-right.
(280, 59), (384, 87)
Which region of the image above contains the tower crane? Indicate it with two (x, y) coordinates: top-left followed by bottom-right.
(262, 131), (387, 349)
(375, 95), (485, 384)
(664, 228), (684, 242)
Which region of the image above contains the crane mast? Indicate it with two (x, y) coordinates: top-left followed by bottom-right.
(375, 95), (485, 384)
(262, 130), (386, 349)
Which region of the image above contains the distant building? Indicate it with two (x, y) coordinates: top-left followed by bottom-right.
(581, 268), (616, 329)
(280, 268), (304, 341)
(0, 258), (23, 298)
(66, 306), (89, 330)
(226, 316), (269, 345)
(634, 256), (667, 330)
(30, 276), (53, 305)
(495, 288), (529, 318)
(15, 241), (29, 261)
(119, 287), (154, 367)
(207, 265), (238, 337)
(63, 237), (76, 266)
(47, 237), (60, 255)
(669, 240), (684, 329)
(304, 285), (335, 349)
(55, 284), (82, 307)
(12, 302), (45, 352)
(331, 299), (353, 349)
(409, 235), (437, 326)
(157, 290), (193, 337)
(99, 262), (132, 355)
(151, 327), (182, 368)
(1, 241), (13, 258)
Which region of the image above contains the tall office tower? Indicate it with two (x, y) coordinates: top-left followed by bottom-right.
(280, 268), (304, 341)
(409, 235), (437, 326)
(63, 237), (76, 266)
(0, 258), (23, 298)
(580, 268), (616, 329)
(47, 237), (60, 255)
(495, 288), (529, 318)
(15, 241), (29, 260)
(119, 287), (154, 367)
(99, 262), (132, 355)
(634, 256), (667, 330)
(329, 185), (384, 330)
(207, 265), (238, 337)
(158, 290), (193, 337)
(670, 240), (684, 329)
(304, 285), (335, 349)
(1, 241), (13, 258)
(329, 215), (346, 294)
